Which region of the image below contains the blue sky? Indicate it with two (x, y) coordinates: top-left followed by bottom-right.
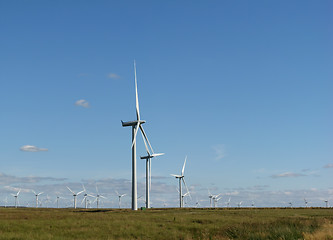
(0, 0), (332, 208)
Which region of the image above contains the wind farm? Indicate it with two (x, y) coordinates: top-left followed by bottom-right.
(1, 1), (332, 239)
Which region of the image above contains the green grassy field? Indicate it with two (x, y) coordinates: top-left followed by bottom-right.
(0, 208), (332, 239)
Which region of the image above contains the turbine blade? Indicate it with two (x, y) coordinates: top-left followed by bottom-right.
(182, 178), (191, 199)
(67, 186), (75, 195)
(134, 60), (140, 121)
(32, 190), (36, 195)
(139, 125), (154, 154)
(140, 129), (150, 155)
(170, 174), (181, 178)
(38, 192), (44, 196)
(131, 121), (140, 148)
(182, 156), (187, 176)
(81, 197), (86, 205)
(152, 153), (165, 157)
(115, 190), (119, 196)
(96, 185), (99, 195)
(17, 189), (21, 196)
(77, 190), (85, 196)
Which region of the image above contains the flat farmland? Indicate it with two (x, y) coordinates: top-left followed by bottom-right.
(0, 208), (332, 239)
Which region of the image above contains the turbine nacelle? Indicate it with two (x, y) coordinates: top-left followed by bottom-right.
(121, 120), (146, 127)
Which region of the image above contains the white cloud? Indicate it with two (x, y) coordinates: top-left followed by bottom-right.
(20, 145), (48, 152)
(108, 73), (120, 79)
(324, 163), (333, 168)
(271, 172), (306, 178)
(75, 99), (90, 108)
(212, 144), (225, 160)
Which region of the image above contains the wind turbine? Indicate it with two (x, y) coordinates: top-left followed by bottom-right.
(94, 185), (107, 209)
(115, 191), (126, 209)
(55, 195), (65, 208)
(238, 201), (243, 208)
(171, 156), (190, 208)
(122, 61), (152, 211)
(304, 198), (308, 208)
(81, 185), (95, 209)
(11, 189), (21, 208)
(212, 194), (221, 208)
(324, 200), (328, 208)
(208, 189), (214, 208)
(140, 133), (164, 209)
(213, 195), (222, 208)
(44, 194), (51, 208)
(226, 197), (231, 208)
(67, 186), (84, 209)
(32, 190), (43, 208)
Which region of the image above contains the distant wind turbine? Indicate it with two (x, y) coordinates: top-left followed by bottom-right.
(304, 198), (308, 208)
(324, 200), (328, 208)
(81, 185), (95, 209)
(238, 201), (243, 208)
(67, 186), (84, 209)
(122, 61), (152, 211)
(94, 185), (107, 209)
(11, 189), (21, 208)
(32, 190), (43, 208)
(140, 132), (164, 209)
(213, 195), (222, 208)
(115, 191), (126, 208)
(171, 156), (190, 208)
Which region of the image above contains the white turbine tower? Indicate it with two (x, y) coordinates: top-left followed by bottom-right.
(122, 61), (151, 211)
(32, 190), (43, 208)
(67, 186), (84, 209)
(116, 191), (126, 209)
(140, 133), (164, 209)
(11, 189), (21, 208)
(171, 156), (190, 208)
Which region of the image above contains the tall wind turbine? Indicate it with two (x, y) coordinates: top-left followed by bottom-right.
(140, 133), (164, 209)
(122, 61), (151, 210)
(32, 190), (43, 208)
(171, 156), (190, 208)
(67, 186), (84, 209)
(11, 189), (21, 208)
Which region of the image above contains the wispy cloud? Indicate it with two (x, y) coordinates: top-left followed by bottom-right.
(20, 145), (48, 152)
(324, 163), (333, 168)
(108, 73), (120, 79)
(212, 144), (225, 160)
(0, 173), (67, 185)
(271, 172), (306, 178)
(75, 99), (90, 108)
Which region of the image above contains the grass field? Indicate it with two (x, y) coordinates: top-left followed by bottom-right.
(0, 208), (332, 239)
